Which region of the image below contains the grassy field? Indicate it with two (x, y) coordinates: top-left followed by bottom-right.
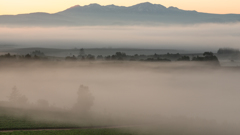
(1, 114), (237, 135)
(0, 115), (78, 130)
(0, 129), (133, 135)
(0, 115), (135, 135)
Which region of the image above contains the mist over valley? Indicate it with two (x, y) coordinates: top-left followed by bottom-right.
(1, 2), (240, 135)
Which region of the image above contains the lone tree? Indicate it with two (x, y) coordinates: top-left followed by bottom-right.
(72, 85), (94, 115)
(9, 86), (28, 106)
(8, 86), (20, 103)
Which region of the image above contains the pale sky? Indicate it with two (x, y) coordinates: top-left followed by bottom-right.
(0, 0), (239, 15)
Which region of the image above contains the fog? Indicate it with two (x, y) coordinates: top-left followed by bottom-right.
(1, 61), (240, 134)
(1, 23), (240, 134)
(0, 23), (240, 51)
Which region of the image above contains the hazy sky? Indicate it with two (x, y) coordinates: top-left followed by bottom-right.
(0, 0), (240, 15)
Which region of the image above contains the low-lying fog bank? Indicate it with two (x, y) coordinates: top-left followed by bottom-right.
(0, 61), (240, 134)
(0, 23), (240, 51)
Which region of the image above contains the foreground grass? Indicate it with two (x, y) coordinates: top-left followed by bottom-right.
(0, 115), (78, 130)
(0, 129), (133, 135)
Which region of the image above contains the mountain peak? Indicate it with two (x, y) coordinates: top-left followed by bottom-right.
(130, 2), (166, 12)
(134, 2), (165, 7)
(139, 2), (153, 5)
(86, 3), (101, 7)
(69, 5), (80, 9)
(168, 6), (179, 10)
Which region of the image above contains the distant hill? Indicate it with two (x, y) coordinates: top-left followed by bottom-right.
(0, 2), (240, 26)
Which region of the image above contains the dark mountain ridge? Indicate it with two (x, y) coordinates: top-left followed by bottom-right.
(58, 2), (198, 17)
(0, 2), (240, 26)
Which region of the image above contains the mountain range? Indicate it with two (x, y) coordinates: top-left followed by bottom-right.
(0, 2), (240, 26)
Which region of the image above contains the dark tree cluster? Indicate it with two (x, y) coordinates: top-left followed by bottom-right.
(22, 53), (47, 60)
(0, 53), (47, 60)
(0, 53), (17, 59)
(109, 52), (127, 60)
(66, 54), (95, 61)
(192, 52), (219, 62)
(104, 52), (173, 61)
(86, 54), (95, 60)
(177, 56), (190, 61)
(104, 52), (127, 61)
(162, 53), (181, 60)
(144, 57), (171, 62)
(96, 55), (104, 60)
(217, 48), (240, 55)
(31, 50), (45, 57)
(65, 55), (77, 61)
(0, 50), (48, 61)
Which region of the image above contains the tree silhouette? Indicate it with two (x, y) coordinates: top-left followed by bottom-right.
(203, 52), (214, 57)
(8, 86), (20, 103)
(8, 86), (28, 106)
(72, 85), (94, 115)
(25, 54), (31, 59)
(177, 56), (190, 61)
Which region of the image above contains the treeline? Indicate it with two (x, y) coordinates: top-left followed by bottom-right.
(217, 48), (240, 55)
(0, 50), (219, 64)
(0, 51), (47, 60)
(217, 48), (240, 60)
(65, 51), (219, 63)
(66, 52), (182, 61)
